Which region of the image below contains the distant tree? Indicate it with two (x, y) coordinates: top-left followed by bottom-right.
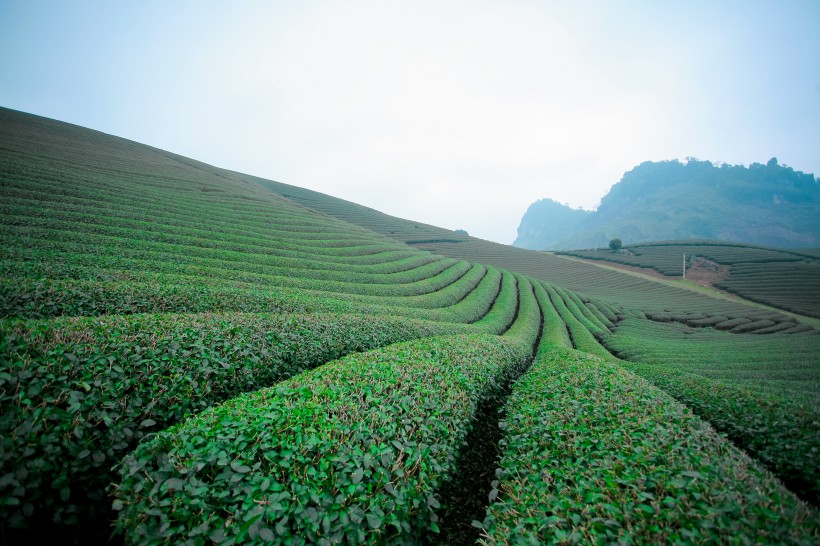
(454, 229), (468, 236)
(609, 238), (622, 252)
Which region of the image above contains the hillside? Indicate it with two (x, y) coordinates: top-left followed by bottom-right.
(559, 240), (820, 319)
(1, 107), (818, 545)
(514, 158), (820, 250)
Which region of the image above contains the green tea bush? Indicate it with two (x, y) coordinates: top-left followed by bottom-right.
(0, 277), (361, 319)
(500, 275), (541, 347)
(541, 283), (615, 360)
(605, 318), (820, 503)
(621, 361), (820, 506)
(113, 334), (532, 545)
(479, 348), (819, 545)
(532, 282), (571, 349)
(473, 271), (518, 333)
(0, 312), (460, 529)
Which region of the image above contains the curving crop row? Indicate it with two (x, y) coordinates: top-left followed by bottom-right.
(0, 210), (403, 260)
(112, 334), (533, 545)
(500, 274), (540, 346)
(606, 319), (820, 396)
(0, 264), (499, 323)
(1, 196), (387, 243)
(0, 277), (371, 320)
(0, 312), (465, 532)
(0, 243), (476, 300)
(605, 318), (820, 504)
(1, 229), (460, 286)
(472, 271), (519, 333)
(0, 199), (380, 245)
(479, 347), (819, 545)
(408, 239), (785, 320)
(715, 262), (820, 318)
(533, 282), (571, 349)
(541, 283), (615, 360)
(618, 360), (820, 506)
(1, 219), (413, 261)
(555, 287), (610, 336)
(0, 218), (443, 275)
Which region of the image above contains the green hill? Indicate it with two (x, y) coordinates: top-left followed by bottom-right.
(2, 107), (818, 544)
(514, 158), (820, 250)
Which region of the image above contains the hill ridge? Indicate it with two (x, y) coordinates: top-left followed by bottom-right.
(514, 158), (820, 250)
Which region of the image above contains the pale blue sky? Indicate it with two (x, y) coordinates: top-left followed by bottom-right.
(2, 1), (818, 243)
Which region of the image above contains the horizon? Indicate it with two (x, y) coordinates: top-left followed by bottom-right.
(2, 0), (819, 243)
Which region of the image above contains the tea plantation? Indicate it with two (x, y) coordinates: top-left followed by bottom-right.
(1, 107), (818, 544)
(559, 241), (820, 318)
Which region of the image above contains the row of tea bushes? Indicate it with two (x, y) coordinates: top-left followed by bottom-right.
(605, 318), (820, 504)
(113, 334), (534, 545)
(479, 347), (819, 545)
(0, 312), (464, 530)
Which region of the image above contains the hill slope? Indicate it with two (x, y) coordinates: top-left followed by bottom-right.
(2, 107), (818, 544)
(559, 240), (820, 318)
(514, 158), (820, 250)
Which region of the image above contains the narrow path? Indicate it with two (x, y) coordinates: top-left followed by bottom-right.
(430, 283), (543, 545)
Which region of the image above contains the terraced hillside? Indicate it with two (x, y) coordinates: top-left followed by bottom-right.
(1, 107), (818, 545)
(559, 240), (820, 318)
(251, 177), (817, 331)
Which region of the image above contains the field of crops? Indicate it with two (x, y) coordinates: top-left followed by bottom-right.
(559, 241), (820, 318)
(1, 106), (818, 544)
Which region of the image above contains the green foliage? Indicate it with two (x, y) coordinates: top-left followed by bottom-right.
(532, 282), (571, 350)
(0, 312), (460, 529)
(605, 318), (820, 504)
(516, 158), (820, 250)
(541, 283), (616, 360)
(559, 240), (820, 318)
(480, 348), (819, 544)
(2, 106), (818, 545)
(473, 271), (519, 333)
(113, 335), (532, 544)
(608, 238), (622, 252)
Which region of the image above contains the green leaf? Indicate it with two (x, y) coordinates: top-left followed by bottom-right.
(351, 467), (364, 484)
(366, 513), (383, 530)
(230, 461), (252, 474)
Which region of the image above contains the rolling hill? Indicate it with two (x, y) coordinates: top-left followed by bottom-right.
(1, 107), (818, 545)
(514, 158), (820, 250)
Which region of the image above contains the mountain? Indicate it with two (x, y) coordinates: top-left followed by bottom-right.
(514, 158), (820, 250)
(511, 198), (591, 250)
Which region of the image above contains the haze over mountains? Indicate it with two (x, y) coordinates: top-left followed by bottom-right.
(514, 158), (820, 250)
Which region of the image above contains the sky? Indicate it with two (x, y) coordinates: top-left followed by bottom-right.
(1, 1), (819, 244)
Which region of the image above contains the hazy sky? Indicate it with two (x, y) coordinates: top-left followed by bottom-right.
(2, 1), (819, 243)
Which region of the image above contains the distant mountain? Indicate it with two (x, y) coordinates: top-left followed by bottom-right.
(512, 198), (591, 249)
(514, 158), (820, 250)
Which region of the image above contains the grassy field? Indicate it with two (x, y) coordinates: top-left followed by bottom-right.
(1, 107), (818, 544)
